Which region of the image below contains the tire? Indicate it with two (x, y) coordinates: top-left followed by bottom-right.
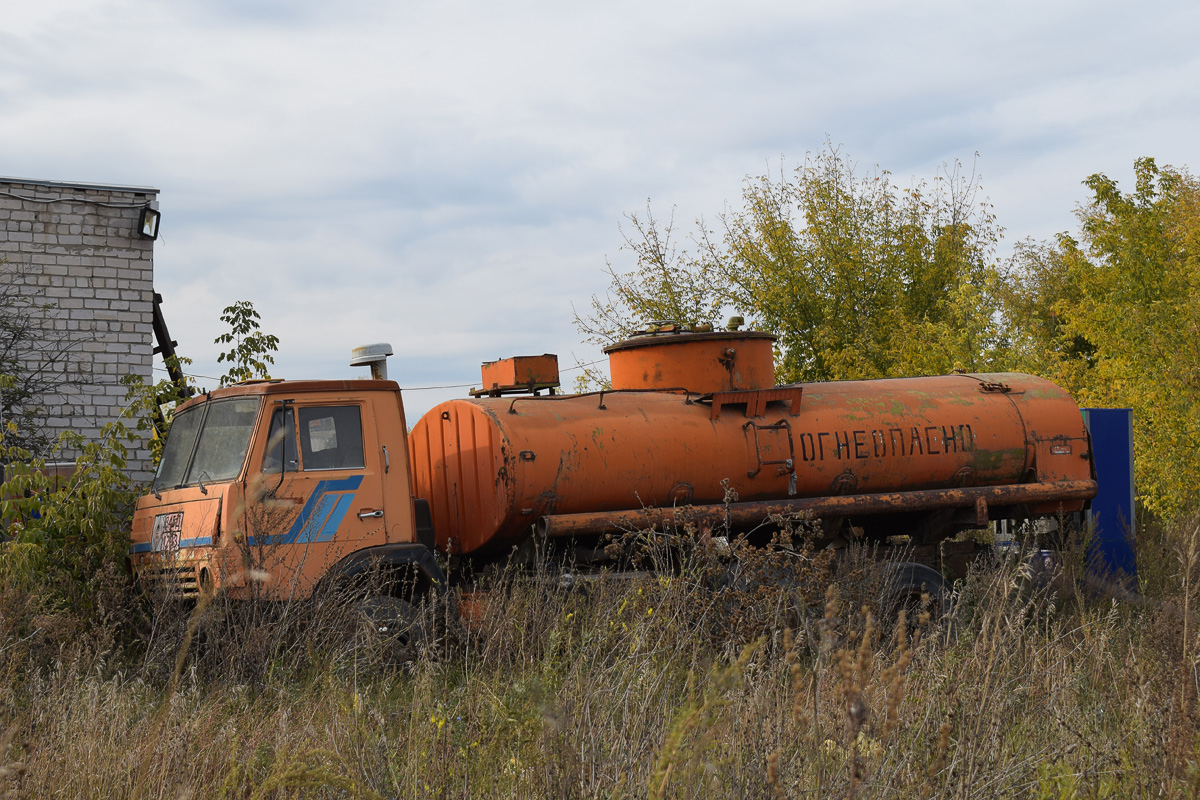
(882, 562), (949, 629)
(357, 595), (426, 662)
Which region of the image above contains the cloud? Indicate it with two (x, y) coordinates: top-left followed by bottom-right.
(2, 0), (1200, 420)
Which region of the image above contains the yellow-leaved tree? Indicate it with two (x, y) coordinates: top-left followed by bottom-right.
(576, 146), (1012, 383)
(1008, 158), (1200, 519)
(582, 149), (1200, 521)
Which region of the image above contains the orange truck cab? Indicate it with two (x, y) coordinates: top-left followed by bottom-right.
(128, 345), (442, 600)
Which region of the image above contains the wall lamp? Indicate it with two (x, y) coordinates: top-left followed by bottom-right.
(138, 205), (161, 240)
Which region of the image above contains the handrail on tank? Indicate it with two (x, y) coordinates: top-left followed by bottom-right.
(506, 387), (696, 415)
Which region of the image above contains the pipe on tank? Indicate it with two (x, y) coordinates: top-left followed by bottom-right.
(537, 479), (1098, 538)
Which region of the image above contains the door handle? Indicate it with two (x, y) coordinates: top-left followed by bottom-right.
(357, 509), (384, 519)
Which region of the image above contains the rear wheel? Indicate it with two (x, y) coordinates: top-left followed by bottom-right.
(882, 562), (949, 634)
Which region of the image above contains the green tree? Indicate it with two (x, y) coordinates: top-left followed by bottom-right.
(0, 300), (282, 641)
(575, 205), (725, 347)
(578, 146), (1011, 384)
(1009, 158), (1200, 519)
(215, 300), (280, 387)
(0, 375), (160, 635)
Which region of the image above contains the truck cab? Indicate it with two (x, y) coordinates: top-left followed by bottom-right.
(128, 372), (441, 601)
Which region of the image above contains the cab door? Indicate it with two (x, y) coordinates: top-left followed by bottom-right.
(253, 398), (389, 599)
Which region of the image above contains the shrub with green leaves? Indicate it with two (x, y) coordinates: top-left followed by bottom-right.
(0, 375), (164, 653)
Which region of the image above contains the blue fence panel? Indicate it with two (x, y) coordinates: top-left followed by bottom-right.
(1081, 408), (1136, 578)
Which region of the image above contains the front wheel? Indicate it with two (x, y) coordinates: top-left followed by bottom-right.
(358, 595), (427, 662)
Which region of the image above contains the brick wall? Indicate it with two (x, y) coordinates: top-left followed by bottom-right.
(0, 178), (158, 482)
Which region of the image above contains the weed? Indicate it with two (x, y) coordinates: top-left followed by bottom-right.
(2, 519), (1200, 796)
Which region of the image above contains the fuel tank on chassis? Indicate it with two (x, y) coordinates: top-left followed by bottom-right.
(408, 372), (1093, 556)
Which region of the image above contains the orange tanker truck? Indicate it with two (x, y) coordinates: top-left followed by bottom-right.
(128, 325), (1096, 611)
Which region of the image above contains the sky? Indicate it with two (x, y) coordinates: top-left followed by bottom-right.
(2, 0), (1198, 419)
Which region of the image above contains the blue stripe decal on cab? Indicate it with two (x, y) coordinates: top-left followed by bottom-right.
(248, 474), (364, 547)
(129, 536), (213, 554)
(297, 494), (340, 544)
(130, 475), (367, 553)
(179, 536), (214, 549)
(315, 494), (356, 542)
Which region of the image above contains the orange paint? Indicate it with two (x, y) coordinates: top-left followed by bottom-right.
(129, 328), (1096, 602)
(129, 380), (418, 600)
(605, 330), (777, 393)
(409, 364), (1093, 556)
(474, 354), (560, 397)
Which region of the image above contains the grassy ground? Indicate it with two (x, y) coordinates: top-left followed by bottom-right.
(1, 526), (1198, 799)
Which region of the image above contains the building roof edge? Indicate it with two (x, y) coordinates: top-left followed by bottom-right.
(0, 176), (159, 194)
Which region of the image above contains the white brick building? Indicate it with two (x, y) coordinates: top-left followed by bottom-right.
(0, 177), (159, 482)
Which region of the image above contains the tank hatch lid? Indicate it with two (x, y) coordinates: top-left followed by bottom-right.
(604, 326), (776, 353)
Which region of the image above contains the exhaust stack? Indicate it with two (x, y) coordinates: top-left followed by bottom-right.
(350, 343), (394, 380)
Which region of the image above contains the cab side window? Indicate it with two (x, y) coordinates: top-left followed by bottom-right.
(298, 406), (364, 470)
(261, 407), (298, 473)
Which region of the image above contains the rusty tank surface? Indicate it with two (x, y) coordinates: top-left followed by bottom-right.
(408, 327), (1096, 557)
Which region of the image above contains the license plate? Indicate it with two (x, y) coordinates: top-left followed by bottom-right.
(151, 511), (184, 554)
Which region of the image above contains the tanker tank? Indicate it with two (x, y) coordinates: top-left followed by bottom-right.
(408, 327), (1096, 557)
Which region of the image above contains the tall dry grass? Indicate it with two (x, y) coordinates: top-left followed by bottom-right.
(1, 521), (1199, 798)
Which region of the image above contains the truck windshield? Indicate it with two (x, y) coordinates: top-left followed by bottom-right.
(152, 398), (262, 492)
